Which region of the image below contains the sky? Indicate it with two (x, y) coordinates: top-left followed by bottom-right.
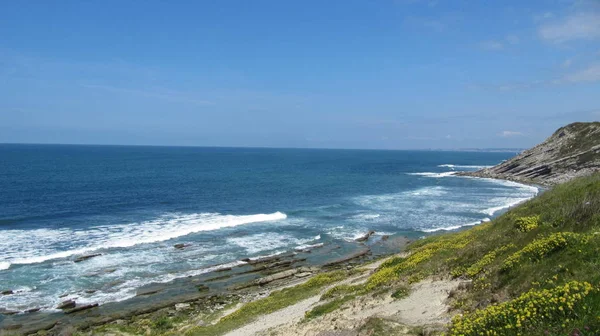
(1, 0), (599, 150)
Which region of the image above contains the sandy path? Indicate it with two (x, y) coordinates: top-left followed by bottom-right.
(226, 255), (448, 336)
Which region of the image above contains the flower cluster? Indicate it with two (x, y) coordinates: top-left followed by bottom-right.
(465, 244), (515, 278)
(448, 281), (597, 335)
(366, 229), (478, 290)
(514, 215), (540, 233)
(501, 232), (584, 271)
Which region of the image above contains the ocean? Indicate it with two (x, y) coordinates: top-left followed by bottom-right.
(0, 144), (538, 312)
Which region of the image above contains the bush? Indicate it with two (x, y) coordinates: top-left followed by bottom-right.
(514, 215), (540, 233)
(448, 281), (599, 336)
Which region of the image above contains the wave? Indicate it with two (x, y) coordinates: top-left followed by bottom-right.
(407, 172), (456, 178)
(0, 212), (287, 267)
(480, 197), (532, 216)
(438, 164), (492, 169)
(352, 213), (381, 220)
(227, 231), (315, 254)
(295, 243), (325, 251)
(0, 261), (10, 270)
(421, 218), (490, 233)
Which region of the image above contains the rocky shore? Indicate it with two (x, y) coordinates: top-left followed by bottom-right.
(0, 233), (410, 335)
(459, 122), (600, 186)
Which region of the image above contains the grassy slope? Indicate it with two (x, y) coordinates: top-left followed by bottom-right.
(325, 173), (600, 335)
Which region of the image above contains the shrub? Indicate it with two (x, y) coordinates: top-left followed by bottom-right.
(465, 244), (515, 278)
(514, 215), (540, 233)
(501, 233), (586, 271)
(448, 281), (599, 336)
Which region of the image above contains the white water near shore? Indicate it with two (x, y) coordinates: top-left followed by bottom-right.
(0, 163), (539, 312)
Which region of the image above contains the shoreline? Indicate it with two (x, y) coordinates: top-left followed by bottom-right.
(0, 175), (541, 335)
(0, 234), (411, 335)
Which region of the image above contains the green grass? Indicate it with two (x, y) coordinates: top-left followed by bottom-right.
(186, 270), (347, 336)
(304, 295), (355, 320)
(358, 173), (600, 335)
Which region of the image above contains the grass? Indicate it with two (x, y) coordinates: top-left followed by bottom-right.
(304, 295), (355, 320)
(185, 270), (347, 335)
(356, 173), (600, 335)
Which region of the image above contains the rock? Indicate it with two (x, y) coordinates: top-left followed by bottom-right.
(355, 230), (376, 242)
(458, 122), (600, 186)
(196, 284), (209, 292)
(295, 272), (312, 278)
(1, 290), (13, 295)
(57, 300), (76, 310)
(136, 289), (161, 296)
(1, 324), (22, 330)
(174, 243), (190, 249)
(254, 269), (299, 285)
(25, 307), (41, 313)
(74, 253), (102, 263)
(65, 303), (99, 314)
(0, 308), (19, 315)
(324, 248), (370, 267)
(85, 289), (97, 294)
(175, 303), (191, 311)
(381, 235), (390, 241)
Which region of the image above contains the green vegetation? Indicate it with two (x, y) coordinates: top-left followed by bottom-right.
(356, 173), (600, 335)
(304, 295), (355, 320)
(186, 270), (347, 335)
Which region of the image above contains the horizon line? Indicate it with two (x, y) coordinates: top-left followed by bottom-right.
(0, 142), (524, 153)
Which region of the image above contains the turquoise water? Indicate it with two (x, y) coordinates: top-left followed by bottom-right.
(0, 145), (537, 311)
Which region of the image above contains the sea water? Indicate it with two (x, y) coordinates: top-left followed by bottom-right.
(0, 145), (537, 311)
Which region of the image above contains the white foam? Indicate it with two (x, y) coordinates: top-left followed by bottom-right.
(421, 221), (480, 233)
(480, 197), (531, 216)
(438, 164), (492, 169)
(0, 211), (287, 267)
(0, 261), (10, 270)
(407, 172), (456, 178)
(352, 213), (381, 220)
(295, 243), (325, 251)
(227, 232), (313, 254)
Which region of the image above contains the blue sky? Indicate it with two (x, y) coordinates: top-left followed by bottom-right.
(1, 0), (599, 149)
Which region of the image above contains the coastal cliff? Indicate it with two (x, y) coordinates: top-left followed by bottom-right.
(460, 122), (600, 186)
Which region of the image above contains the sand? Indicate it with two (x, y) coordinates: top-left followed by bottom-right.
(224, 255), (460, 336)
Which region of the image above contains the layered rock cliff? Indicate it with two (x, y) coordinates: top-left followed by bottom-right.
(460, 122), (600, 186)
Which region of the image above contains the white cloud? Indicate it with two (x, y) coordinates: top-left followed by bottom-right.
(499, 131), (524, 137)
(534, 11), (554, 22)
(538, 12), (600, 43)
(563, 63), (600, 83)
(480, 40), (504, 51)
(505, 35), (520, 45)
(562, 58), (573, 68)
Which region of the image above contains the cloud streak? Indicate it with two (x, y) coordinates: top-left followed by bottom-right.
(538, 12), (600, 43)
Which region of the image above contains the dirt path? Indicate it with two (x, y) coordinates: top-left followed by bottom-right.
(224, 255), (464, 336)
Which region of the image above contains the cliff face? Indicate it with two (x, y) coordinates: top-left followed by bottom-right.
(462, 122), (600, 186)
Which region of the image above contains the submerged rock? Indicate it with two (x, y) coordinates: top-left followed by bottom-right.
(65, 303), (99, 314)
(174, 243), (190, 249)
(355, 230), (376, 242)
(1, 290), (13, 295)
(0, 308), (19, 315)
(57, 300), (76, 310)
(74, 253), (102, 263)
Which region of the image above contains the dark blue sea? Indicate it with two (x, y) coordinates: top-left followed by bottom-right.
(0, 144), (538, 311)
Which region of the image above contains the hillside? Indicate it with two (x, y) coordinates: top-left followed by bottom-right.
(461, 122), (600, 186)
